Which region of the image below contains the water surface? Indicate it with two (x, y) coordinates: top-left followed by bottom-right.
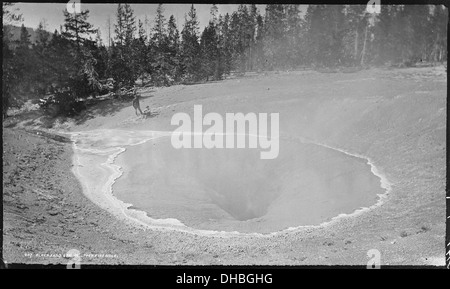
(113, 135), (383, 233)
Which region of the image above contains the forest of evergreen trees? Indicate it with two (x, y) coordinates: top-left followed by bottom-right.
(2, 3), (448, 118)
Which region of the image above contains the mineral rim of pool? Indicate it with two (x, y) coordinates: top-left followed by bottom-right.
(72, 129), (385, 234)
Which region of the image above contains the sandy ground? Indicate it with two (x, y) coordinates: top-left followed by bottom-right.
(2, 66), (446, 266)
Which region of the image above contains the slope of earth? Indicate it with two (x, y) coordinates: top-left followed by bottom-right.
(3, 66), (446, 265)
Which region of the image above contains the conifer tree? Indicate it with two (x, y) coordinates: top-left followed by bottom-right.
(32, 20), (53, 96)
(181, 4), (201, 82)
(134, 19), (150, 84)
(200, 22), (220, 80)
(150, 4), (171, 85)
(254, 14), (265, 71)
(13, 24), (34, 96)
(219, 13), (233, 75)
(152, 4), (167, 46)
(305, 5), (346, 67)
(284, 5), (304, 68)
(167, 15), (182, 81)
(112, 3), (137, 88)
(263, 4), (285, 70)
(60, 8), (100, 98)
(62, 9), (97, 49)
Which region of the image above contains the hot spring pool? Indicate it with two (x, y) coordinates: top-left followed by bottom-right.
(112, 135), (384, 234)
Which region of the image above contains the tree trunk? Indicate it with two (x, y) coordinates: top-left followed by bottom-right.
(75, 17), (80, 50)
(354, 28), (359, 61)
(360, 23), (369, 66)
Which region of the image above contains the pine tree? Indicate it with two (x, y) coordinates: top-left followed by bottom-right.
(18, 24), (31, 48)
(181, 4), (201, 82)
(305, 5), (346, 67)
(254, 14), (265, 71)
(284, 5), (305, 68)
(36, 20), (50, 48)
(33, 20), (53, 96)
(13, 24), (34, 97)
(229, 4), (253, 73)
(60, 8), (101, 98)
(114, 4), (136, 47)
(62, 9), (97, 49)
(247, 4), (259, 71)
(263, 4), (285, 70)
(138, 19), (147, 43)
(114, 4), (128, 47)
(134, 19), (150, 84)
(112, 3), (137, 88)
(201, 4), (224, 80)
(123, 4), (136, 46)
(200, 22), (220, 81)
(46, 29), (77, 94)
(370, 5), (395, 64)
(150, 4), (172, 86)
(229, 11), (242, 72)
(167, 15), (182, 81)
(341, 5), (367, 65)
(219, 13), (233, 75)
(152, 4), (167, 46)
(210, 4), (219, 26)
(88, 31), (108, 83)
(144, 15), (151, 42)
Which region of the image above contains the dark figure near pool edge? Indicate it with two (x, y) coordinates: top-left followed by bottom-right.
(132, 93), (143, 117)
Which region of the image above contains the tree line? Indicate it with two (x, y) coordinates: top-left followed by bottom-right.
(2, 3), (448, 118)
